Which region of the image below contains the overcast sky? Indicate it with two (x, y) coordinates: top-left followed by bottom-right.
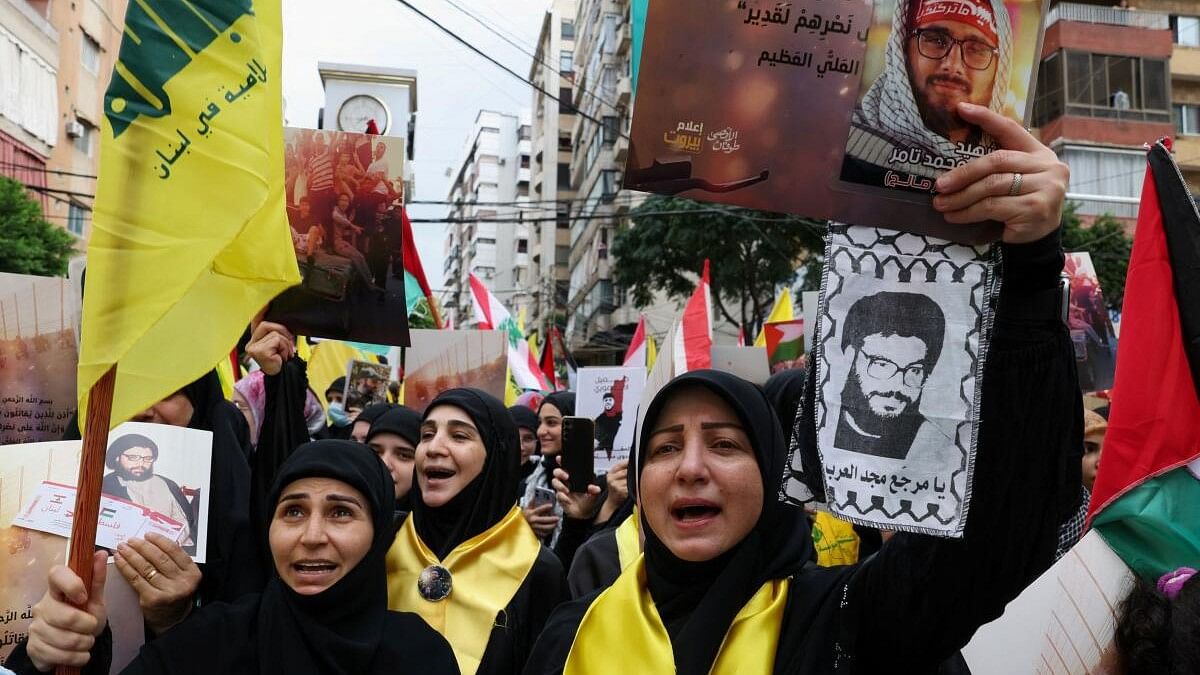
(281, 0), (551, 290)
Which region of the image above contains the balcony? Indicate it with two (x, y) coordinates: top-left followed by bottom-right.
(616, 75), (632, 106)
(617, 21), (631, 54)
(613, 132), (629, 163)
(1047, 3), (1168, 31)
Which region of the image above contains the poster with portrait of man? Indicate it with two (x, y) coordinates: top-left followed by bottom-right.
(100, 422), (214, 561)
(841, 0), (1046, 192)
(576, 367), (647, 474)
(813, 225), (999, 537)
(625, 0), (1046, 242)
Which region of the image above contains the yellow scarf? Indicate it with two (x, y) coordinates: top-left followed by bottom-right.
(564, 556), (788, 675)
(614, 506), (641, 571)
(387, 505), (541, 675)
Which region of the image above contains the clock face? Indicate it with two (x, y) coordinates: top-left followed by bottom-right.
(337, 94), (389, 134)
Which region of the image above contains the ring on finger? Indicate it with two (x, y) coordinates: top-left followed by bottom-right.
(1008, 172), (1023, 197)
(144, 567), (159, 581)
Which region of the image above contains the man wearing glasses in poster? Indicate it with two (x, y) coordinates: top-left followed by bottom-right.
(103, 433), (196, 554)
(843, 0), (1011, 188)
(835, 291), (947, 460)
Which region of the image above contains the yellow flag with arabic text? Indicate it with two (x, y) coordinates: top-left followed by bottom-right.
(79, 0), (299, 427)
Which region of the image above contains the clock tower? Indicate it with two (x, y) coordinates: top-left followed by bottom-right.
(318, 62), (418, 163)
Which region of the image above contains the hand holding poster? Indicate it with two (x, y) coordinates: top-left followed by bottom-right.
(626, 0), (1045, 241)
(576, 367), (647, 474)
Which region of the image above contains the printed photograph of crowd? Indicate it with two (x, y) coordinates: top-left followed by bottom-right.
(266, 128), (411, 346)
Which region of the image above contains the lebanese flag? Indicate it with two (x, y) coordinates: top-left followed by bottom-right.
(624, 315), (651, 367)
(469, 274), (549, 391)
(673, 259), (713, 374)
(1087, 139), (1200, 580)
(737, 326), (747, 347)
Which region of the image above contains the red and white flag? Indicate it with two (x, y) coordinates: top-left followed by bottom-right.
(469, 274), (549, 390)
(624, 315), (650, 367)
(673, 259), (713, 374)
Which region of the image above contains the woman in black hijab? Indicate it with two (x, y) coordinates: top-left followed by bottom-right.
(507, 405), (540, 500)
(387, 389), (565, 675)
(17, 440), (458, 675)
(527, 252), (1081, 674)
(366, 406), (422, 524)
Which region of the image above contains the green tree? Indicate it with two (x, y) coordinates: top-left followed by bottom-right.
(1060, 202), (1133, 311)
(0, 177), (77, 276)
(611, 195), (825, 335)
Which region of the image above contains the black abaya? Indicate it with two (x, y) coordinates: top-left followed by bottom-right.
(524, 230), (1080, 675)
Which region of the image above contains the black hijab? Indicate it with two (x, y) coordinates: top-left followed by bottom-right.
(368, 406), (422, 514)
(256, 440), (396, 675)
(357, 402), (397, 430)
(367, 406), (421, 447)
(132, 440), (457, 675)
(764, 367), (807, 443)
(410, 388), (521, 560)
(538, 391), (576, 418)
(633, 370), (813, 675)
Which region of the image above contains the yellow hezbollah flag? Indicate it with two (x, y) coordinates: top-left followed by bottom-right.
(79, 0), (300, 427)
(754, 288), (794, 348)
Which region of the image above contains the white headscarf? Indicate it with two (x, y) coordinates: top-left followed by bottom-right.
(848, 0), (1012, 177)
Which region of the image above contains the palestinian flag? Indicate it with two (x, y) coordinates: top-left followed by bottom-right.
(401, 207), (442, 328)
(1087, 139), (1200, 581)
(763, 319), (805, 368)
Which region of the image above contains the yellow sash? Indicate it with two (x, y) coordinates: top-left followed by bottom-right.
(564, 556), (788, 675)
(811, 511), (861, 567)
(614, 506), (641, 571)
(387, 505), (541, 675)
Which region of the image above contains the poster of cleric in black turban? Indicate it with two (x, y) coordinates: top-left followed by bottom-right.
(841, 0), (1045, 192)
(812, 225), (999, 537)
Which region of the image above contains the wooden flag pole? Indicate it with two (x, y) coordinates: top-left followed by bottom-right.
(57, 364), (117, 675)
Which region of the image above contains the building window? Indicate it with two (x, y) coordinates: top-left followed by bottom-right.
(560, 50), (574, 74)
(601, 14), (619, 55)
(520, 154), (530, 168)
(1174, 104), (1200, 135)
(72, 120), (94, 156)
(561, 20), (575, 39)
(477, 237), (496, 245)
(556, 203), (570, 229)
(81, 32), (101, 74)
(558, 132), (573, 151)
(558, 87), (576, 114)
(555, 245), (571, 265)
(517, 238), (528, 253)
(1034, 50), (1170, 126)
(557, 162), (571, 187)
(518, 125), (532, 140)
(600, 170), (618, 200)
(67, 202), (86, 236)
(602, 116), (619, 145)
(1172, 16), (1200, 46)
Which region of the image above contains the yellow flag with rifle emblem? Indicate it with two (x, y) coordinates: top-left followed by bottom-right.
(79, 0), (300, 428)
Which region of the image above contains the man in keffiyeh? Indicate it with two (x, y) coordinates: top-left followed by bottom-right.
(843, 0), (1013, 184)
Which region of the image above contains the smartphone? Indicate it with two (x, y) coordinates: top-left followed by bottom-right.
(532, 486), (557, 509)
(561, 416), (596, 493)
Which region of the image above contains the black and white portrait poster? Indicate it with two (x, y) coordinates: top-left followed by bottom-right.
(576, 367), (647, 475)
(813, 224), (999, 537)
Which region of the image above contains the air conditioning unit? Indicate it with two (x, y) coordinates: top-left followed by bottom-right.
(65, 121), (85, 138)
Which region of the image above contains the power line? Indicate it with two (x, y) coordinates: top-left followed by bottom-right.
(391, 0), (630, 141)
(0, 161), (99, 180)
(441, 0), (625, 115)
